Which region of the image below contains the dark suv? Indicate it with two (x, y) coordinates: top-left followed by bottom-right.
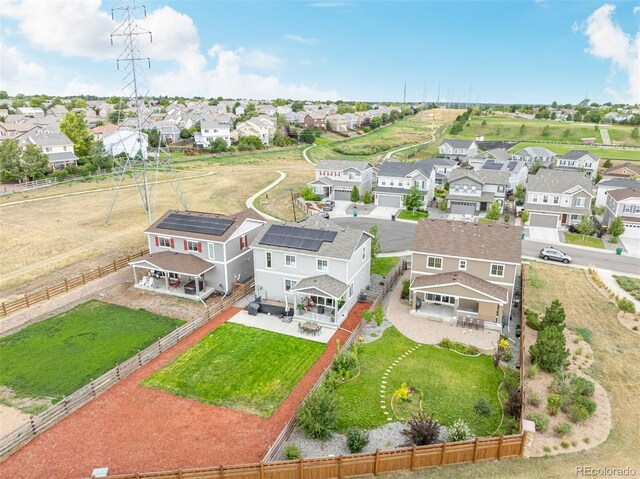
(322, 200), (335, 211)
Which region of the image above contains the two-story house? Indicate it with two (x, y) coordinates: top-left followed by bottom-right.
(103, 129), (149, 158)
(602, 162), (640, 180)
(129, 209), (266, 300)
(555, 150), (600, 177)
(236, 116), (276, 145)
(595, 178), (640, 207)
(447, 169), (510, 216)
(195, 119), (231, 147)
(284, 111), (305, 126)
(438, 139), (479, 160)
(524, 170), (594, 228)
(308, 160), (375, 201)
(429, 157), (458, 186)
(23, 132), (78, 169)
(478, 159), (528, 191)
(303, 111), (326, 129)
(511, 146), (556, 168)
(409, 219), (522, 329)
(603, 188), (640, 237)
(154, 120), (182, 144)
(250, 217), (372, 328)
(325, 114), (348, 133)
(375, 159), (437, 208)
(466, 148), (512, 170)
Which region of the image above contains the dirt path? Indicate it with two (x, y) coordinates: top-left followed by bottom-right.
(0, 404), (30, 436)
(0, 304), (369, 479)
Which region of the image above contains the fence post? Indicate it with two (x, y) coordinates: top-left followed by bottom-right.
(90, 380), (95, 397)
(410, 445), (416, 470)
(82, 273), (86, 284)
(473, 436), (479, 463)
(1, 302), (6, 317)
(24, 293), (30, 308)
(219, 465), (224, 479)
(441, 441), (447, 466)
(45, 287), (50, 300)
(113, 260), (117, 271)
(137, 351), (142, 367)
(299, 459), (304, 479)
(260, 461), (264, 479)
(98, 266), (102, 278)
(338, 455), (343, 478)
(374, 449), (379, 475)
(178, 469), (184, 479)
(497, 435), (504, 460)
(64, 278), (69, 292)
(116, 364), (121, 381)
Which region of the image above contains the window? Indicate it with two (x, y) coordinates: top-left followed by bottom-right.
(427, 256), (443, 269)
(381, 179), (386, 186)
(239, 234), (249, 250)
(490, 264), (505, 277)
(159, 237), (171, 248)
(285, 254), (296, 267)
(623, 204), (633, 213)
(458, 260), (467, 270)
(531, 194), (539, 203)
(542, 195), (549, 203)
(349, 283), (354, 298)
(207, 242), (215, 260)
(157, 271), (179, 280)
(553, 195), (559, 204)
(575, 197), (586, 208)
(187, 240), (199, 252)
(571, 214), (580, 221)
(266, 251), (272, 268)
(389, 179), (395, 187)
(284, 279), (297, 291)
(362, 247), (366, 260)
(317, 259), (328, 272)
(471, 185), (477, 192)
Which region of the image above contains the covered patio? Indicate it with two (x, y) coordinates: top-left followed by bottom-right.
(288, 274), (349, 326)
(129, 251), (217, 301)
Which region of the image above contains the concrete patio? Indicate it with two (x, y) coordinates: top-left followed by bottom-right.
(386, 273), (500, 353)
(228, 310), (335, 343)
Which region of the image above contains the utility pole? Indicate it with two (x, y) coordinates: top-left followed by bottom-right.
(403, 81), (407, 105)
(291, 190), (297, 222)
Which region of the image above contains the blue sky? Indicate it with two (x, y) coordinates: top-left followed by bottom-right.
(1, 0), (638, 103)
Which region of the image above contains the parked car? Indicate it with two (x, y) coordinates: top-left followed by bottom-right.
(539, 247), (572, 264)
(322, 200), (335, 211)
(314, 211), (330, 219)
(515, 324), (521, 338)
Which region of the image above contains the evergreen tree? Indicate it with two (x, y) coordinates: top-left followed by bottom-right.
(530, 326), (569, 373)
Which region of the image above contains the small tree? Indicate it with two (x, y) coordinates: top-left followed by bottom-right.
(519, 124), (527, 136)
(514, 184), (526, 201)
(60, 111), (92, 158)
(300, 185), (320, 201)
(529, 326), (569, 373)
(485, 200), (502, 221)
(369, 225), (381, 259)
(541, 125), (551, 137)
(603, 158), (612, 168)
(541, 299), (566, 331)
(297, 388), (338, 440)
(400, 411), (441, 446)
(449, 122), (463, 135)
(521, 210), (529, 224)
(530, 161), (543, 175)
(632, 127), (639, 140)
(0, 139), (24, 181)
(576, 215), (595, 239)
(350, 185), (360, 202)
(403, 184), (423, 211)
(22, 144), (50, 180)
(439, 199), (447, 212)
(210, 137), (229, 153)
(608, 217), (625, 243)
(299, 128), (315, 144)
(362, 190), (373, 204)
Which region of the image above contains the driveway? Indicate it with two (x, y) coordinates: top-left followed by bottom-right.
(620, 236), (640, 257)
(332, 217), (415, 254)
(369, 206), (400, 220)
(528, 227), (560, 243)
(331, 200), (352, 217)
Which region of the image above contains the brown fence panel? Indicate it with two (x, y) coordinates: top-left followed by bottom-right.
(263, 461), (300, 479)
(377, 449), (412, 473)
(413, 444), (443, 469)
(340, 454), (375, 477)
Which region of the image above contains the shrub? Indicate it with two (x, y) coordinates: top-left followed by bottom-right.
(528, 364), (538, 379)
(401, 279), (410, 300)
(438, 337), (453, 349)
(284, 444), (301, 460)
(300, 185), (320, 201)
(446, 419), (474, 442)
(575, 395), (597, 415)
(297, 388), (338, 440)
(555, 422), (572, 437)
(530, 326), (569, 373)
(528, 391), (541, 407)
(541, 299), (566, 331)
(571, 376), (595, 397)
(506, 387), (522, 418)
(568, 403), (590, 424)
(503, 367), (520, 392)
(394, 383), (412, 401)
(525, 309), (542, 331)
(547, 394), (563, 416)
(618, 298), (636, 314)
(346, 428), (369, 453)
(561, 440), (570, 449)
(526, 412), (550, 432)
(332, 349), (358, 380)
(474, 397), (493, 417)
(400, 411), (441, 446)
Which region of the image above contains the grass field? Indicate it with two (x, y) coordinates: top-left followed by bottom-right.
(507, 141), (640, 162)
(563, 232), (605, 249)
(408, 262), (640, 478)
(371, 256), (400, 276)
(253, 168), (314, 222)
(0, 301), (183, 400)
(397, 210), (429, 221)
(142, 323), (325, 417)
(613, 275), (640, 301)
(333, 327), (503, 436)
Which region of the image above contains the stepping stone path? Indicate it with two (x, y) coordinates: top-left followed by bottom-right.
(379, 345), (422, 421)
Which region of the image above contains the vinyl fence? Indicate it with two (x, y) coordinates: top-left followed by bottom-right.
(0, 249), (149, 318)
(0, 280), (255, 461)
(0, 170), (112, 196)
(83, 434), (526, 479)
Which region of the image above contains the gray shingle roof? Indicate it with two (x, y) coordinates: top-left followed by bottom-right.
(47, 152), (78, 162)
(316, 160), (373, 171)
(480, 159), (526, 174)
(27, 133), (72, 147)
(290, 274), (349, 298)
(450, 168), (483, 184)
(477, 170), (510, 185)
(559, 150), (600, 161)
(608, 187), (640, 202)
(377, 159), (435, 179)
(598, 178), (640, 188)
(411, 271), (508, 303)
(514, 146), (555, 157)
(130, 251), (215, 276)
(441, 139), (476, 149)
(527, 170), (594, 195)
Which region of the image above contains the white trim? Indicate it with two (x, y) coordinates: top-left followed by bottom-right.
(207, 242), (215, 260)
(158, 236), (172, 248)
(410, 270), (515, 288)
(284, 278), (298, 291)
(458, 259), (467, 271)
(489, 263), (505, 278)
(251, 245), (350, 263)
(410, 282), (506, 304)
(128, 259), (215, 277)
(426, 256), (443, 270)
(266, 251), (272, 269)
(410, 251), (520, 267)
(347, 257), (371, 284)
(285, 254), (297, 268)
(316, 258), (329, 272)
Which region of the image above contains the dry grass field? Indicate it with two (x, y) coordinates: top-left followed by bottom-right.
(253, 168), (315, 222)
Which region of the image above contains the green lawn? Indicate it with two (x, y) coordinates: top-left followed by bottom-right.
(563, 232), (605, 249)
(613, 275), (640, 301)
(0, 301), (184, 400)
(371, 256), (401, 276)
(397, 210), (429, 221)
(142, 323), (325, 417)
(333, 327), (504, 436)
(508, 141), (640, 162)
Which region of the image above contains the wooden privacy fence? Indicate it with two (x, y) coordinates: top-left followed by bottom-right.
(85, 434), (526, 479)
(0, 280), (255, 461)
(0, 249), (149, 317)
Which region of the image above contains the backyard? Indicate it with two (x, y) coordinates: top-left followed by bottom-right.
(371, 256), (400, 276)
(142, 323), (326, 417)
(0, 300), (184, 401)
(333, 327), (504, 437)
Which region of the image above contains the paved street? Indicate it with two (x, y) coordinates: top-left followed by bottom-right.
(334, 217), (640, 275)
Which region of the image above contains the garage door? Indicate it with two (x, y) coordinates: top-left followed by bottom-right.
(333, 189), (351, 201)
(622, 222), (640, 239)
(450, 201), (476, 215)
(377, 194), (402, 207)
(529, 213), (559, 228)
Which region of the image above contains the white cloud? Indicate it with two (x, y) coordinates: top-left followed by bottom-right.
(284, 34), (317, 44)
(242, 49), (283, 70)
(0, 41), (47, 94)
(581, 4), (640, 103)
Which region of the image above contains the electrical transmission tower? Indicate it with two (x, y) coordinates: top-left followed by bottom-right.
(105, 0), (187, 225)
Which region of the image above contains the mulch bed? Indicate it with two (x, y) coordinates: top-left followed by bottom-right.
(0, 303), (370, 479)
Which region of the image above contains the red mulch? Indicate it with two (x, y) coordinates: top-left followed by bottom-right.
(0, 303), (371, 479)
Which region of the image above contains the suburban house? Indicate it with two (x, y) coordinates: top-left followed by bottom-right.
(250, 216), (372, 327)
(409, 219), (522, 329)
(438, 139), (479, 160)
(511, 146), (556, 168)
(602, 162), (640, 180)
(595, 178), (640, 207)
(446, 169), (510, 216)
(0, 122), (39, 143)
(602, 188), (640, 237)
(103, 129), (149, 158)
(478, 159), (529, 190)
(90, 124), (120, 141)
(524, 170), (594, 228)
(284, 111), (305, 125)
(308, 160), (375, 201)
(129, 209), (266, 300)
(375, 159), (437, 208)
(555, 150), (600, 177)
(343, 113), (359, 130)
(195, 119), (231, 147)
(154, 120), (182, 143)
(429, 157), (458, 186)
(16, 107), (45, 118)
(466, 148), (512, 170)
(325, 114), (348, 133)
(303, 111), (326, 129)
(236, 117), (276, 145)
(23, 132), (78, 169)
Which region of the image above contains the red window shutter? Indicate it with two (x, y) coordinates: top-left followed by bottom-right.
(244, 235), (248, 248)
(198, 242), (202, 253)
(239, 237), (244, 249)
(184, 240), (188, 250)
(155, 236), (159, 247)
(170, 238), (174, 249)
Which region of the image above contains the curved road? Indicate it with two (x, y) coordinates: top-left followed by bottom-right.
(333, 217), (640, 275)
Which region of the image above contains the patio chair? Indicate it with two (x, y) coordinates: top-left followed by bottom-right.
(143, 276), (153, 287)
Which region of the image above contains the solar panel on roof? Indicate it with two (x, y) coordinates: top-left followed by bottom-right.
(157, 213), (233, 236)
(259, 224), (337, 251)
(483, 161), (502, 171)
(507, 161), (517, 171)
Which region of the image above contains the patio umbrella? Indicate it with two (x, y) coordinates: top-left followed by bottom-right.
(284, 294), (289, 313)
